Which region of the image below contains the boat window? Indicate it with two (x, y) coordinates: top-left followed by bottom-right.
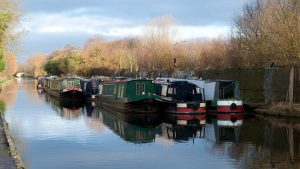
(161, 85), (167, 96)
(113, 86), (117, 95)
(141, 83), (145, 95)
(168, 87), (173, 95)
(219, 81), (235, 99)
(84, 83), (87, 91)
(103, 84), (114, 95)
(67, 81), (74, 88)
(118, 85), (121, 98)
(136, 83), (140, 95)
(109, 85), (113, 94)
(196, 87), (201, 94)
(99, 85), (103, 94)
(120, 84), (124, 98)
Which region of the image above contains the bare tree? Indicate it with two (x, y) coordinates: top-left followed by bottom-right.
(231, 0), (300, 67)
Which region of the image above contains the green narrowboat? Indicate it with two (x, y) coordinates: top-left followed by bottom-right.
(44, 76), (83, 99)
(97, 79), (160, 113)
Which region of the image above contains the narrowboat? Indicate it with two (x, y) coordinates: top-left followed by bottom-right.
(80, 78), (101, 101)
(157, 78), (244, 116)
(201, 80), (243, 114)
(44, 76), (83, 99)
(37, 77), (44, 90)
(155, 80), (206, 115)
(97, 79), (160, 113)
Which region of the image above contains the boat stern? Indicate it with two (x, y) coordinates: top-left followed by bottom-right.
(216, 100), (244, 113)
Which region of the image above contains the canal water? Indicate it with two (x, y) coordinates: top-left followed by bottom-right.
(1, 79), (300, 169)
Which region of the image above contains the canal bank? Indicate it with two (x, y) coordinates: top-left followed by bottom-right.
(0, 78), (24, 169)
(0, 112), (24, 169)
(0, 77), (16, 92)
(250, 103), (300, 117)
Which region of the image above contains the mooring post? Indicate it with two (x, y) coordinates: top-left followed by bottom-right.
(289, 127), (294, 163)
(289, 66), (295, 103)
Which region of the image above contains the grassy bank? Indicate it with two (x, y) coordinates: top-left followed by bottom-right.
(0, 77), (16, 91)
(254, 102), (300, 117)
(0, 77), (15, 84)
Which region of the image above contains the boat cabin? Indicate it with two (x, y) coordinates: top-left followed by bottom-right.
(204, 80), (240, 101)
(155, 81), (203, 102)
(80, 78), (101, 95)
(44, 76), (82, 93)
(98, 79), (158, 102)
(61, 77), (81, 90)
(156, 78), (240, 101)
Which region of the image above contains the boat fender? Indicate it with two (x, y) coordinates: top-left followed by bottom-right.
(231, 103), (237, 110)
(231, 116), (237, 123)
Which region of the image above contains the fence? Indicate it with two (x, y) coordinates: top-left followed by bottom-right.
(264, 66), (300, 104)
(196, 68), (265, 103)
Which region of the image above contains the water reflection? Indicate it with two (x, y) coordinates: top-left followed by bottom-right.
(0, 100), (6, 112)
(82, 102), (106, 134)
(206, 117), (242, 144)
(0, 79), (17, 107)
(234, 116), (300, 169)
(3, 79), (300, 169)
(159, 114), (206, 142)
(96, 108), (161, 143)
(44, 93), (83, 120)
(82, 101), (97, 117)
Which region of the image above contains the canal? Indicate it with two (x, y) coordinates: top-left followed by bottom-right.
(1, 79), (300, 169)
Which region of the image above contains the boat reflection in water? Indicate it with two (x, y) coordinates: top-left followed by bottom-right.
(82, 101), (97, 117)
(206, 113), (243, 144)
(45, 93), (83, 120)
(95, 107), (162, 144)
(159, 114), (206, 142)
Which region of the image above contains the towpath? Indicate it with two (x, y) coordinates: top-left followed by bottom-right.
(0, 116), (17, 169)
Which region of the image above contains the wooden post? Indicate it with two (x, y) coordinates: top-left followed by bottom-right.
(289, 127), (294, 163)
(289, 66), (295, 103)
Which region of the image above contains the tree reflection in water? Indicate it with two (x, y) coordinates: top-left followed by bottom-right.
(207, 116), (300, 169)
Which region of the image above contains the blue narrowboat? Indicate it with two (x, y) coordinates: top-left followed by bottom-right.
(155, 80), (206, 115)
(80, 78), (101, 101)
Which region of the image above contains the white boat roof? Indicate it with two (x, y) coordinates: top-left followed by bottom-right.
(156, 78), (206, 88)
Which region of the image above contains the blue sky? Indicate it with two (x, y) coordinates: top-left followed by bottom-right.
(19, 0), (251, 61)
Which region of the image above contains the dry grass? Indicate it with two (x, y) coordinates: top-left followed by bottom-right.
(266, 102), (300, 117)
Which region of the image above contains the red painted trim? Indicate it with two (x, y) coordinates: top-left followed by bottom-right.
(217, 105), (244, 113)
(197, 107), (206, 113)
(195, 114), (206, 121)
(176, 115), (195, 120)
(176, 108), (206, 114)
(176, 107), (193, 113)
(217, 114), (243, 120)
(175, 114), (206, 121)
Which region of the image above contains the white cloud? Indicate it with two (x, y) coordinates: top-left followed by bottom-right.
(175, 25), (229, 40)
(24, 10), (229, 40)
(25, 11), (131, 34)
